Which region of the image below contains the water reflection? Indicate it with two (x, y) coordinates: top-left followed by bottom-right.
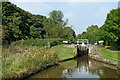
(29, 55), (119, 78)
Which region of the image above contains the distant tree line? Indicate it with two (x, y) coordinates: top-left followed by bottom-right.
(2, 2), (119, 49)
(77, 8), (120, 49)
(2, 2), (76, 44)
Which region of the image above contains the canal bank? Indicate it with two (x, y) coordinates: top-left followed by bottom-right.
(88, 45), (120, 70)
(22, 44), (78, 80)
(25, 44), (120, 79)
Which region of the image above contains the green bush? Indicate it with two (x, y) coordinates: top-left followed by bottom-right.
(13, 38), (63, 48)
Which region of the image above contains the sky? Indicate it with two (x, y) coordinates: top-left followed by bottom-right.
(9, 0), (119, 35)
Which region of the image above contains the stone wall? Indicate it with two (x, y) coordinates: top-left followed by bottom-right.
(89, 45), (120, 70)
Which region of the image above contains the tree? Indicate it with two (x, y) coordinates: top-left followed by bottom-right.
(49, 10), (64, 24)
(49, 10), (68, 27)
(0, 2), (1, 25)
(2, 2), (47, 43)
(2, 2), (77, 44)
(100, 9), (119, 47)
(81, 32), (87, 39)
(62, 27), (76, 40)
(80, 25), (99, 43)
(76, 34), (81, 39)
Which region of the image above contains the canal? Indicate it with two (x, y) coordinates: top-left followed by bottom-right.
(28, 55), (119, 79)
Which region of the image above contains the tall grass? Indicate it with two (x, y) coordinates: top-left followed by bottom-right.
(2, 39), (60, 78)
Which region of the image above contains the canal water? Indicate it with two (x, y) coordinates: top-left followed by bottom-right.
(28, 55), (119, 79)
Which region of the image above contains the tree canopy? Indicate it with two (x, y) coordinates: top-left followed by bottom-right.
(2, 2), (76, 44)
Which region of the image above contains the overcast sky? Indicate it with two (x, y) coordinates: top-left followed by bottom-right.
(9, 0), (119, 35)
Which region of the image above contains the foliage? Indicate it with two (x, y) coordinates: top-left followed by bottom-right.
(63, 27), (76, 40)
(2, 2), (76, 44)
(0, 2), (1, 25)
(44, 10), (75, 40)
(2, 2), (30, 42)
(49, 10), (64, 25)
(43, 18), (63, 38)
(13, 38), (63, 48)
(2, 46), (58, 78)
(100, 9), (119, 47)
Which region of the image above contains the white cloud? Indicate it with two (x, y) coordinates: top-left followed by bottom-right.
(10, 0), (119, 2)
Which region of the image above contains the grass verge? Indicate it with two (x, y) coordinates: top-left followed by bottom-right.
(98, 46), (120, 65)
(50, 44), (77, 61)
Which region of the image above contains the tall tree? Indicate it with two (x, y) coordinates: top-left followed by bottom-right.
(63, 27), (76, 40)
(49, 10), (68, 27)
(100, 9), (119, 47)
(49, 10), (64, 24)
(2, 2), (47, 43)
